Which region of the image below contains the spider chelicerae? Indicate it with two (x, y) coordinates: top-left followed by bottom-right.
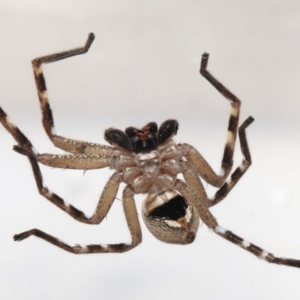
(0, 33), (299, 269)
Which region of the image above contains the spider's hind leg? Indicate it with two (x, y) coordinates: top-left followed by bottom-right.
(173, 178), (300, 269)
(214, 225), (300, 269)
(13, 186), (142, 254)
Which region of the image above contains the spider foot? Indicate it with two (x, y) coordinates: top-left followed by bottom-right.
(240, 116), (255, 130)
(200, 52), (209, 72)
(13, 229), (34, 241)
(80, 32), (96, 54)
(86, 32), (95, 46)
(202, 52), (209, 59)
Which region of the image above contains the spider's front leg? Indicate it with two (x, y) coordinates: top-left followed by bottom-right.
(32, 33), (109, 155)
(0, 106), (112, 171)
(14, 186), (142, 254)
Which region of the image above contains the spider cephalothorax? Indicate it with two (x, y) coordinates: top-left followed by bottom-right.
(1, 33), (300, 269)
(105, 120), (197, 244)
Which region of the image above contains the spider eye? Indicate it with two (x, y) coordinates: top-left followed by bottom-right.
(157, 120), (179, 145)
(104, 128), (133, 151)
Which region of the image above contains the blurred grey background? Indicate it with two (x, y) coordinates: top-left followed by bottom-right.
(1, 1), (300, 299)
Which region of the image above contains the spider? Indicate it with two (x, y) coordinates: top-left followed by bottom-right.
(0, 33), (299, 269)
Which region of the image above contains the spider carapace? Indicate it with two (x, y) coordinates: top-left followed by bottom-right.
(1, 32), (300, 269)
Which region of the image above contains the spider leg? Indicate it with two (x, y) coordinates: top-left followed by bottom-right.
(182, 118), (252, 208)
(173, 179), (300, 269)
(14, 145), (119, 224)
(191, 52), (241, 186)
(32, 33), (109, 155)
(181, 111), (253, 194)
(14, 186), (142, 254)
(0, 107), (37, 154)
(0, 105), (112, 169)
(173, 179), (218, 227)
(15, 146), (112, 170)
(1, 107), (135, 231)
(209, 116), (253, 206)
(214, 226), (300, 269)
(180, 162), (211, 207)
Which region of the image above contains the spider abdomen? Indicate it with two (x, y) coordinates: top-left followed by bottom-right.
(142, 189), (199, 244)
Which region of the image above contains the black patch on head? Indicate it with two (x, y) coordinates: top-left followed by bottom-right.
(125, 122), (158, 153)
(149, 195), (188, 220)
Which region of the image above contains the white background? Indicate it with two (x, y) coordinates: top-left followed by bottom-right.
(1, 1), (300, 299)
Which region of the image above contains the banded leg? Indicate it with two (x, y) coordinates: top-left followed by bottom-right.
(14, 187), (142, 254)
(180, 117), (254, 195)
(181, 116), (253, 208)
(209, 116), (254, 206)
(196, 52), (241, 186)
(0, 106), (112, 170)
(32, 32), (108, 155)
(14, 146), (120, 224)
(174, 179), (300, 269)
(0, 107), (37, 153)
(214, 226), (300, 269)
